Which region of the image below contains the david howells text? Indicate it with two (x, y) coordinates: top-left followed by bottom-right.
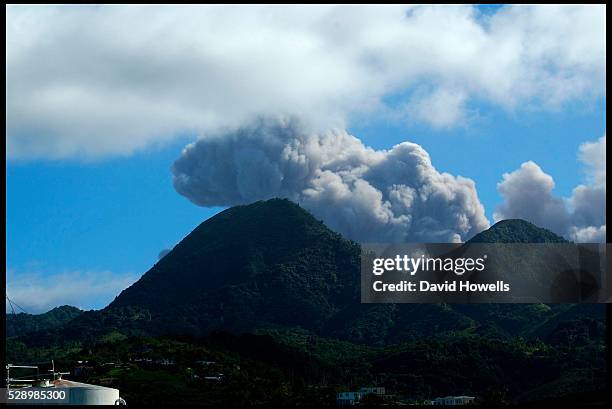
(373, 280), (510, 292)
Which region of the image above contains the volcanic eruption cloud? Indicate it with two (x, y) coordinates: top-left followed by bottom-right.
(494, 135), (606, 243)
(172, 118), (490, 243)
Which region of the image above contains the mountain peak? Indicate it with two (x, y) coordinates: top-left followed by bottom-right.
(107, 198), (359, 334)
(468, 219), (569, 243)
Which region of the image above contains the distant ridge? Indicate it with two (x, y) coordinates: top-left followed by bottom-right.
(6, 305), (83, 337)
(468, 219), (569, 243)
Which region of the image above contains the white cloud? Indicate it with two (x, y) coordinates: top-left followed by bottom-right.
(568, 225), (606, 243)
(494, 134), (606, 242)
(6, 5), (606, 159)
(6, 269), (140, 313)
(407, 88), (469, 129)
(578, 134), (606, 186)
(172, 117), (489, 243)
(494, 161), (570, 234)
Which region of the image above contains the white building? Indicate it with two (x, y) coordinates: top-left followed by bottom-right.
(432, 396), (475, 405)
(336, 391), (364, 406)
(359, 387), (385, 395)
(336, 386), (387, 406)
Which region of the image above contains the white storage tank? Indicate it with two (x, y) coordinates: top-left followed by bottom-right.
(8, 379), (125, 405)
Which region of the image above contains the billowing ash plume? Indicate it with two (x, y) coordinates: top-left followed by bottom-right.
(172, 117), (489, 243)
(494, 135), (606, 242)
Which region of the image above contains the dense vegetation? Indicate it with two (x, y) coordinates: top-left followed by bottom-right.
(107, 198), (361, 336)
(5, 199), (607, 405)
(7, 326), (605, 406)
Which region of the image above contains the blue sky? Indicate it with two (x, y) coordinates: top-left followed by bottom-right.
(6, 5), (606, 312)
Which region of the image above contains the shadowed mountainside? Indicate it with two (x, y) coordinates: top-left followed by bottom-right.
(9, 199), (604, 345)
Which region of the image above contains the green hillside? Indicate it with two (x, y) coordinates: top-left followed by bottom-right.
(6, 199), (606, 405)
